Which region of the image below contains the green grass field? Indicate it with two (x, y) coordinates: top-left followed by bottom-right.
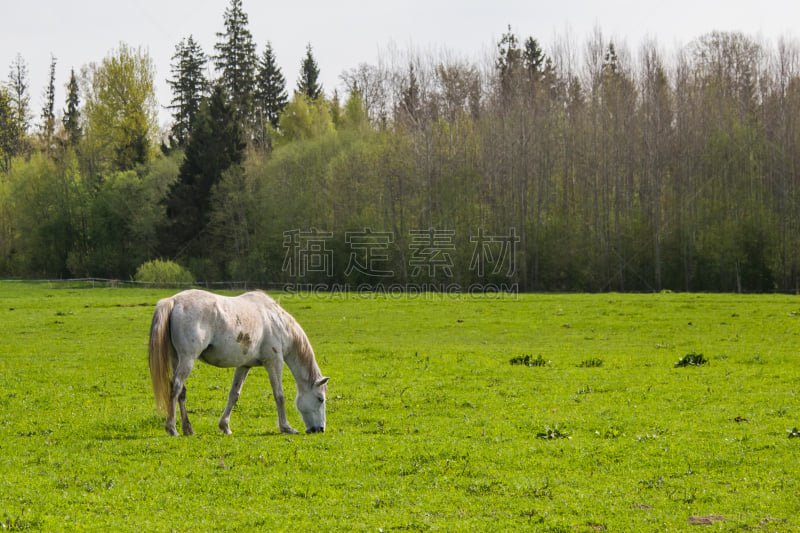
(0, 282), (798, 531)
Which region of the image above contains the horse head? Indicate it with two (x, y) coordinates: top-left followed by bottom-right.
(296, 376), (329, 433)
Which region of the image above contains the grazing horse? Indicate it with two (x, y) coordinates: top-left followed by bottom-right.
(148, 289), (329, 436)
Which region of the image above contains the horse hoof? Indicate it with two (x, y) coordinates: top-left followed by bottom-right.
(281, 427), (299, 435)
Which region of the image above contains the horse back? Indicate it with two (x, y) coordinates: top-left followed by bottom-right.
(169, 290), (290, 368)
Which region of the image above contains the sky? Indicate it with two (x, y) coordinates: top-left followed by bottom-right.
(3, 0), (800, 130)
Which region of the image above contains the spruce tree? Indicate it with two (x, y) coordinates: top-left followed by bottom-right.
(0, 88), (16, 174)
(496, 26), (522, 100)
(168, 35), (208, 146)
(255, 42), (288, 129)
(214, 0), (257, 123)
(297, 43), (322, 99)
(7, 54), (30, 152)
(523, 37), (545, 81)
(496, 27), (521, 79)
(40, 55), (57, 145)
(63, 68), (81, 146)
(398, 63), (420, 125)
(164, 84), (244, 257)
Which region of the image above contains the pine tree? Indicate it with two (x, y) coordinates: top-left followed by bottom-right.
(214, 0), (257, 122)
(254, 42), (288, 129)
(168, 35), (208, 146)
(40, 55), (57, 145)
(63, 68), (81, 146)
(297, 43), (322, 99)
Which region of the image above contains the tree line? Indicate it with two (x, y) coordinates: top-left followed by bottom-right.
(2, 3), (800, 292)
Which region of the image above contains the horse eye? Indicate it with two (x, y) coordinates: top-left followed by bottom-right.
(317, 396), (325, 404)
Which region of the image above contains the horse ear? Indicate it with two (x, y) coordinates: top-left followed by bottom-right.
(315, 377), (330, 387)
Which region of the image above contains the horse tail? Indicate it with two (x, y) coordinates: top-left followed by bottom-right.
(149, 297), (176, 412)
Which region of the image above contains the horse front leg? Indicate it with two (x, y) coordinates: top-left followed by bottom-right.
(265, 362), (298, 434)
(219, 366), (251, 435)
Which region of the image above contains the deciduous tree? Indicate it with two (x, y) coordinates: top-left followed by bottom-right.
(83, 43), (158, 173)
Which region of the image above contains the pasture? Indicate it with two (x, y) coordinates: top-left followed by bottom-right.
(0, 282), (798, 531)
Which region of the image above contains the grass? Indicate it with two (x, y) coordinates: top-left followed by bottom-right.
(1, 282), (799, 531)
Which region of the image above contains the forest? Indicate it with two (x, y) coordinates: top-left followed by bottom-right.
(3, 0), (800, 292)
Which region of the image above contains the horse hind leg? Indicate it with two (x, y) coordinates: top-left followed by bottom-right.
(178, 386), (194, 436)
(219, 366), (251, 435)
(164, 383), (179, 437)
(166, 357), (196, 436)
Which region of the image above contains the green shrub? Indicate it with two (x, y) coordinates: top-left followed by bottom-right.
(134, 259), (195, 286)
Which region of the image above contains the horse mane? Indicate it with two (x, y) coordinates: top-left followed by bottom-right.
(288, 318), (322, 383)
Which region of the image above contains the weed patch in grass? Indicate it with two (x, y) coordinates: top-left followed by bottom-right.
(596, 426), (624, 439)
(675, 352), (708, 367)
(536, 424), (571, 440)
(510, 354), (548, 367)
(578, 358), (604, 368)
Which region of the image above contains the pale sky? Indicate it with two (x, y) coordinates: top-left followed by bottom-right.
(2, 0), (799, 130)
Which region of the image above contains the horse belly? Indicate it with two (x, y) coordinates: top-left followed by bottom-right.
(199, 340), (262, 368)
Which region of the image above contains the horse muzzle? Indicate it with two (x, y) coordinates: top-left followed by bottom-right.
(306, 427), (325, 434)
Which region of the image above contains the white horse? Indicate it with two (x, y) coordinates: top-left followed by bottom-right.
(148, 289), (329, 436)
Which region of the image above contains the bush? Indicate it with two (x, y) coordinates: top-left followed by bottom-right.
(134, 259), (195, 286)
